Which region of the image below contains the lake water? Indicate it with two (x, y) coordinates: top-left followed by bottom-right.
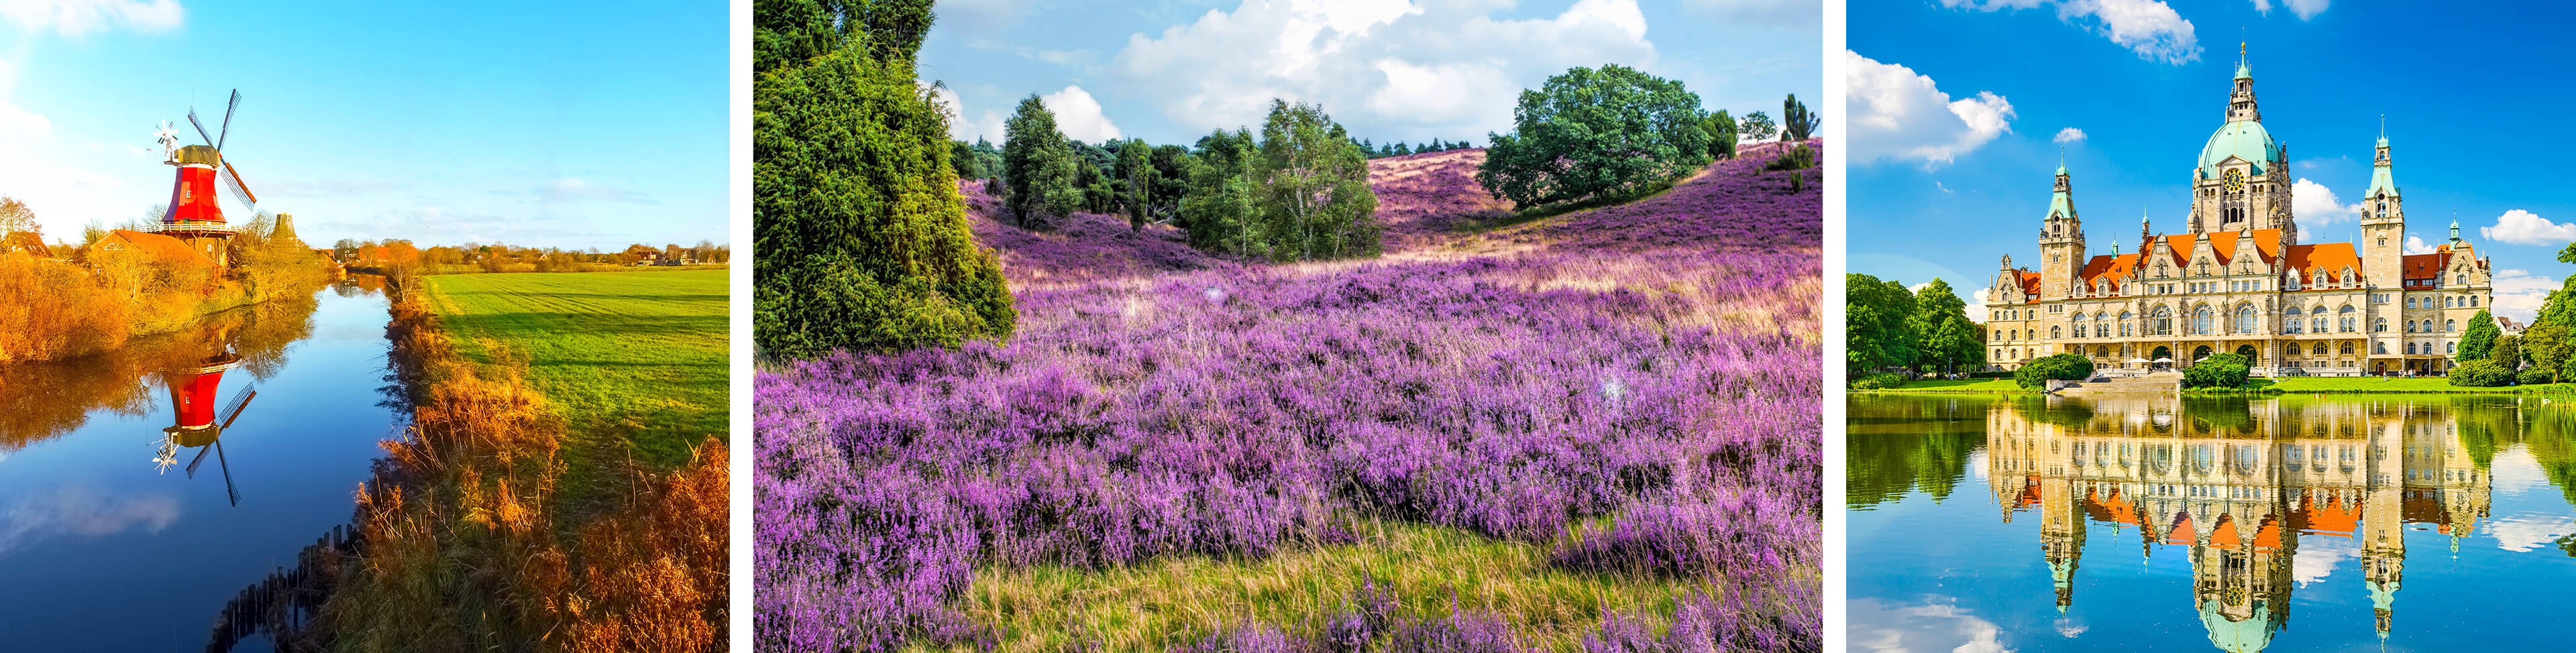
(0, 280), (399, 651)
(1849, 394), (2576, 652)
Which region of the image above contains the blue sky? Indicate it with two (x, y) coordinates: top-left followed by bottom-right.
(1846, 0), (2576, 322)
(915, 0), (1820, 151)
(0, 0), (726, 249)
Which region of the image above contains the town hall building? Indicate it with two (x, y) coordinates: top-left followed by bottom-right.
(1984, 52), (2491, 376)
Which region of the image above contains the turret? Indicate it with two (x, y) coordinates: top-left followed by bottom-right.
(2361, 125), (2405, 286)
(2039, 161), (2086, 300)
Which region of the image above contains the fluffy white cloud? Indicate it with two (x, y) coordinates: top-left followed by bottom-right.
(2052, 127), (2085, 144)
(0, 485), (180, 556)
(1969, 288), (2001, 320)
(1039, 85), (1123, 142)
(928, 84), (1008, 143)
(2290, 178), (2363, 225)
(1112, 0), (1655, 141)
(2488, 268), (2557, 324)
(1847, 51), (2015, 168)
(2290, 534), (2359, 585)
(1849, 597), (2015, 653)
(2481, 209), (2576, 245)
(0, 0), (183, 36)
(2403, 234), (2436, 255)
(2249, 0), (2331, 19)
(1943, 0), (2200, 64)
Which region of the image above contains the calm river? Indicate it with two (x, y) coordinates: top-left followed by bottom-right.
(1850, 394), (2576, 652)
(0, 280), (397, 651)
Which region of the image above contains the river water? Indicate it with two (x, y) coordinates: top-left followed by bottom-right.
(1849, 393), (2576, 652)
(0, 280), (398, 651)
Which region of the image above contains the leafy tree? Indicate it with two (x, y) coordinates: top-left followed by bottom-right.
(1907, 278), (1982, 374)
(1476, 64), (1712, 209)
(2459, 308), (2500, 362)
(2452, 359), (2514, 387)
(0, 195), (34, 235)
(2017, 353), (2096, 389)
(1846, 273), (1918, 374)
(1179, 128), (1259, 253)
(2182, 353), (2251, 389)
(2495, 333), (2524, 373)
(1250, 99), (1380, 261)
(1699, 109), (1737, 160)
(1782, 93), (1819, 141)
(753, 0), (1016, 359)
(1115, 138), (1156, 231)
(1739, 110), (1777, 141)
(1002, 94), (1081, 227)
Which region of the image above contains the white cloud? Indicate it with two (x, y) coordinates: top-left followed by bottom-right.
(928, 84), (1008, 143)
(1684, 0), (1819, 25)
(2052, 127), (2085, 144)
(2481, 209), (2576, 246)
(0, 0), (184, 36)
(0, 485), (180, 556)
(2489, 268), (2557, 324)
(1969, 288), (2000, 320)
(2404, 235), (2436, 255)
(1847, 51), (2015, 168)
(1937, 180), (1955, 194)
(1039, 85), (1122, 143)
(534, 177), (653, 204)
(2266, 0), (2330, 20)
(2290, 178), (2363, 225)
(1112, 0), (1655, 141)
(2487, 513), (2576, 553)
(2290, 534), (2359, 585)
(0, 97), (145, 237)
(1849, 596), (2015, 653)
(1942, 0), (2200, 64)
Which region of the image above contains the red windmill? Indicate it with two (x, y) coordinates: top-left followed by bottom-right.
(149, 328), (258, 506)
(154, 89), (259, 266)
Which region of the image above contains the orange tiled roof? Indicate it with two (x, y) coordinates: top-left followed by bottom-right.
(2017, 271), (2040, 301)
(103, 229), (216, 268)
(1, 231), (48, 257)
(2402, 252), (2450, 282)
(2284, 243), (2363, 284)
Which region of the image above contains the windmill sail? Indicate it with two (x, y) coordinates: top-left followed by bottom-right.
(217, 384), (258, 428)
(220, 161), (258, 213)
(217, 90), (239, 150)
(189, 109), (216, 146)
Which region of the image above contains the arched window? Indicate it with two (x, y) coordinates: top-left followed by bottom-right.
(2406, 297), (2416, 308)
(2312, 342), (2328, 355)
(2449, 341), (2459, 353)
(2458, 274), (2469, 285)
(2120, 310), (2135, 337)
(2096, 312), (2111, 338)
(2406, 342), (2417, 354)
(2447, 319), (2459, 332)
(2234, 304), (2257, 334)
(2341, 342), (2355, 355)
(2152, 306), (2174, 335)
(2339, 305), (2357, 332)
(2445, 296), (2456, 308)
(2472, 296), (2480, 307)
(2284, 305), (2302, 333)
(2406, 321), (2417, 333)
(2375, 341), (2388, 354)
(2312, 305), (2328, 334)
(2192, 305), (2214, 335)
(2375, 317), (2388, 333)
(2378, 201), (2388, 217)
(2051, 326), (2063, 339)
(2096, 346), (2111, 357)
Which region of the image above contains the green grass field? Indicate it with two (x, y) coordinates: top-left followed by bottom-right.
(418, 270), (728, 473)
(938, 520), (1717, 653)
(1852, 377), (2031, 393)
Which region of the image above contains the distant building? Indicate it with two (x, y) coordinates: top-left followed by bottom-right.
(88, 229), (219, 269)
(623, 244), (662, 265)
(1, 231), (50, 258)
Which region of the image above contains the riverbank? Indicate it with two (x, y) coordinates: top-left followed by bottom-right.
(0, 249), (337, 363)
(226, 273), (726, 652)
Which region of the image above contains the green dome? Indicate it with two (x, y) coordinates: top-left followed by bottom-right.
(2198, 598), (2285, 653)
(2199, 119), (2283, 178)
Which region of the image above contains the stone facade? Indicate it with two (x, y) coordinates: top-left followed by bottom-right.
(1983, 56), (2491, 375)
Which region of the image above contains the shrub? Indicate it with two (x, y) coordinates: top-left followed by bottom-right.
(2520, 367), (2556, 385)
(2182, 353), (2253, 389)
(1476, 64), (1712, 209)
(2451, 359), (2514, 387)
(1766, 144), (1818, 172)
(1176, 101), (1381, 261)
(2013, 353), (2093, 389)
(1848, 372), (1908, 390)
(752, 3), (1018, 360)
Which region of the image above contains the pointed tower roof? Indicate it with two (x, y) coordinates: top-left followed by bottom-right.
(2234, 42), (2252, 80)
(2047, 160), (2078, 220)
(2367, 125), (2401, 198)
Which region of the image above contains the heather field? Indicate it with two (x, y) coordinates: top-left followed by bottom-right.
(756, 142), (1823, 651)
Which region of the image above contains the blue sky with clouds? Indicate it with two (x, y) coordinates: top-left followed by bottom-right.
(0, 0), (725, 249)
(915, 0), (1820, 151)
(1847, 0), (2576, 322)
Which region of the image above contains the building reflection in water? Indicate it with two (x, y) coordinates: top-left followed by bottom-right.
(1984, 396), (2488, 652)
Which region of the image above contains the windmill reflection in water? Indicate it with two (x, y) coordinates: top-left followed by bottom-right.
(149, 319), (257, 506)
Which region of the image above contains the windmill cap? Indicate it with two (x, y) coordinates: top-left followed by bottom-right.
(170, 143), (223, 166)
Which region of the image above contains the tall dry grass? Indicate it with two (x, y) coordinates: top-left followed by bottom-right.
(231, 274), (727, 653)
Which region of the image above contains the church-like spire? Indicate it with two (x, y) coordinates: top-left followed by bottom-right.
(2367, 120), (2400, 198)
(2234, 42), (2251, 80)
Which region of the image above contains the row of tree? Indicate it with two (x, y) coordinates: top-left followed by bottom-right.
(1847, 274), (1985, 377)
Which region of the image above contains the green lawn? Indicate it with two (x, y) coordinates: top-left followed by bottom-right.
(417, 270), (729, 473)
(1852, 377), (2031, 393)
(2251, 376), (2564, 394)
(937, 519), (1719, 653)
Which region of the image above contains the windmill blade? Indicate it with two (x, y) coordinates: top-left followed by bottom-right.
(215, 438), (240, 507)
(186, 440), (215, 478)
(218, 384), (258, 429)
(217, 90), (240, 151)
(188, 109), (216, 146)
(221, 161), (258, 213)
